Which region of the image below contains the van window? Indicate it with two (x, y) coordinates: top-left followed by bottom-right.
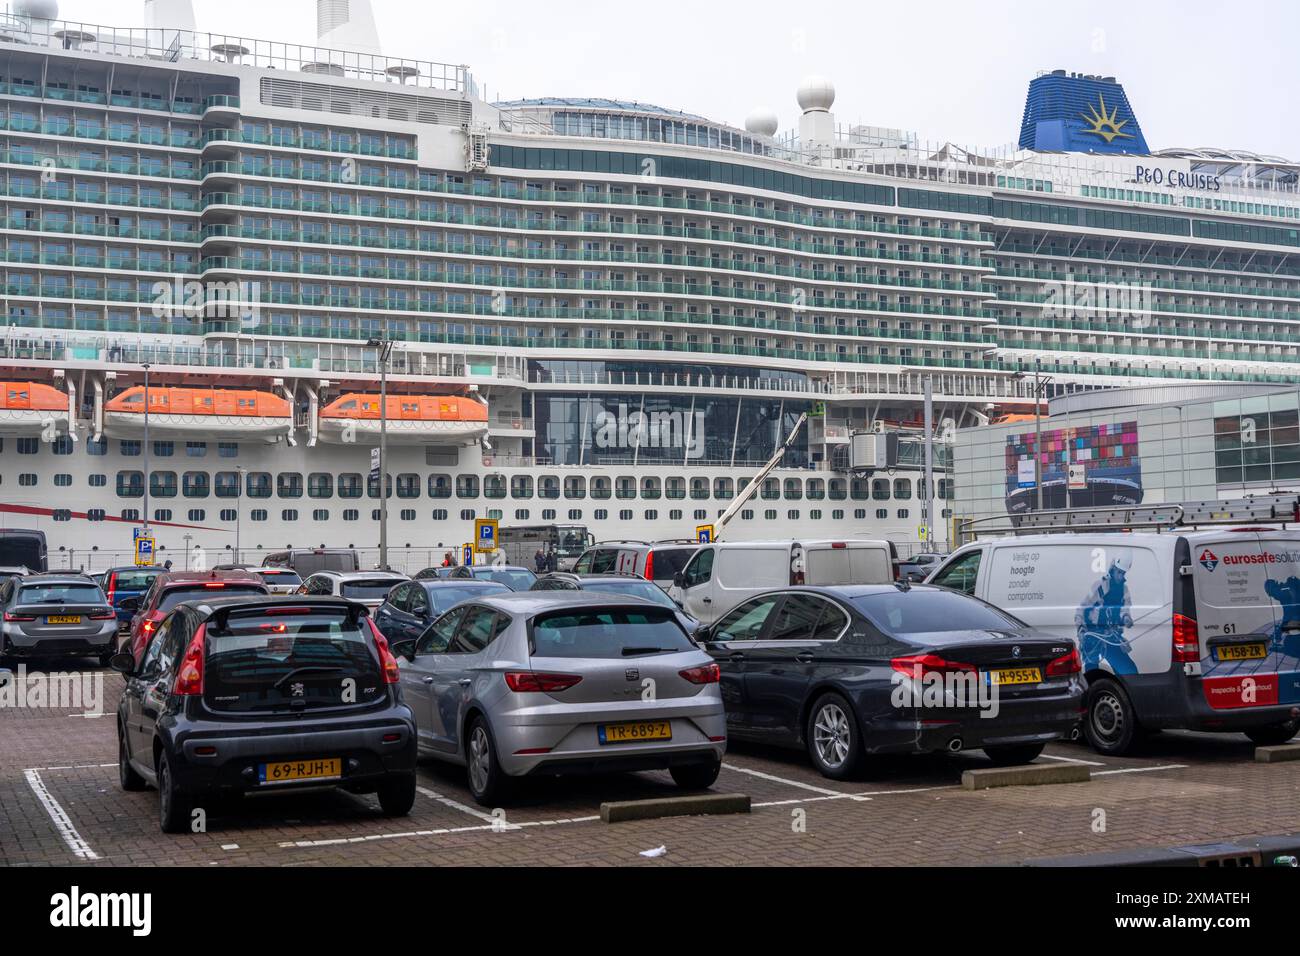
(930, 550), (982, 595)
(682, 547), (714, 587)
(589, 548), (618, 574)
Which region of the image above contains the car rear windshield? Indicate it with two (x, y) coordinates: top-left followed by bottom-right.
(851, 590), (1021, 635)
(18, 583), (103, 605)
(427, 583), (510, 613)
(109, 569), (162, 590)
(581, 580), (678, 609)
(531, 608), (692, 659)
(258, 570), (302, 585)
(203, 607), (382, 713)
(340, 579), (402, 600)
(475, 568), (536, 590)
(158, 584), (265, 613)
(647, 548), (696, 578)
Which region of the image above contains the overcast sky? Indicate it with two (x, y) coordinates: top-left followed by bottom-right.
(57, 0), (1300, 158)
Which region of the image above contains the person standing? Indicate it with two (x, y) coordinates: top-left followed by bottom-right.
(534, 547), (546, 572)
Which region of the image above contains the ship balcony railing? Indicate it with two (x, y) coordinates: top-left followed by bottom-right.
(1, 151), (200, 181)
(993, 291), (1300, 325)
(998, 337), (1299, 365)
(0, 182), (201, 210)
(1, 80), (205, 114)
(198, 129), (414, 160)
(995, 267), (1300, 303)
(995, 314), (1300, 346)
(994, 243), (1300, 281)
(2, 217), (193, 242)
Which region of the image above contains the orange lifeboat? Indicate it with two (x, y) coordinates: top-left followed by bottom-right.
(0, 382), (71, 435)
(991, 412), (1043, 425)
(318, 393), (488, 444)
(103, 387), (293, 440)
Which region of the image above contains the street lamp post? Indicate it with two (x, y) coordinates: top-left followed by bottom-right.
(1033, 360), (1043, 513)
(367, 324), (393, 571)
(235, 465), (246, 565)
(142, 363), (151, 541)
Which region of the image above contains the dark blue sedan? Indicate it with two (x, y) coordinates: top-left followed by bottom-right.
(371, 578), (512, 646)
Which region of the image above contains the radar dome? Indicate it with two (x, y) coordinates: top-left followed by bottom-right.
(797, 75), (835, 112)
(744, 109), (779, 137)
(15, 0), (58, 18)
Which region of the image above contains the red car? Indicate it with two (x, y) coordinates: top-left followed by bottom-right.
(120, 569), (268, 662)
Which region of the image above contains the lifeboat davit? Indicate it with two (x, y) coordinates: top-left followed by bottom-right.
(103, 387), (293, 440)
(317, 393), (488, 445)
(0, 382), (71, 436)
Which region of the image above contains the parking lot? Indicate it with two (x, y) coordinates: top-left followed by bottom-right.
(3, 662), (1300, 867)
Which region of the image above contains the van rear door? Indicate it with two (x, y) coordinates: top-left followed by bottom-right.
(1190, 530), (1292, 711)
(803, 543), (890, 585)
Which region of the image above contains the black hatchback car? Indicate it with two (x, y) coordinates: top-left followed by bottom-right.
(112, 595), (417, 833)
(698, 584), (1085, 778)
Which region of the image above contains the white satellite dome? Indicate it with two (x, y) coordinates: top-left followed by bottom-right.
(796, 75), (836, 113)
(14, 0), (59, 19)
(744, 108), (779, 137)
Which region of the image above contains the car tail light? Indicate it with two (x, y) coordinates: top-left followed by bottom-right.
(890, 653), (976, 678)
(173, 624), (207, 696)
(203, 582), (226, 589)
(3, 611), (35, 623)
(1046, 647), (1082, 677)
(89, 609), (116, 621)
(1172, 613), (1200, 663)
(504, 671), (583, 693)
(105, 574), (117, 606)
(643, 550), (654, 582)
(142, 619), (155, 635)
(365, 619), (400, 684)
(679, 663), (720, 685)
(831, 541), (846, 549)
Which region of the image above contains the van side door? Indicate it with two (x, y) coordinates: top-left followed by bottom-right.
(677, 547), (716, 623)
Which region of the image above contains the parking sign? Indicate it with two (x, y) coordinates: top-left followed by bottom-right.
(462, 543), (473, 567)
(696, 524), (714, 544)
(134, 537), (155, 566)
(474, 518), (498, 554)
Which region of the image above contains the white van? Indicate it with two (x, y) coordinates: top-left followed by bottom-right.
(671, 539), (896, 625)
(926, 529), (1300, 753)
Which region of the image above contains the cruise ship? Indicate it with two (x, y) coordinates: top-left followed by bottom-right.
(2, 0), (1298, 572)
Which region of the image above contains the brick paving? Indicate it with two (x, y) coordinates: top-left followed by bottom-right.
(3, 661), (1299, 866)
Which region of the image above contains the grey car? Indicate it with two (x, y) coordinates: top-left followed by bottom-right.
(389, 591), (727, 805)
(1, 573), (118, 664)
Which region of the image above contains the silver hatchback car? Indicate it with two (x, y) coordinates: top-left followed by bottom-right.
(0, 573), (118, 664)
(389, 591), (727, 805)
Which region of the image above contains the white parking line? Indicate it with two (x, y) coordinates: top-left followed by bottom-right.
(723, 763), (870, 800)
(23, 762), (115, 772)
(752, 784), (957, 808)
(1038, 753), (1106, 767)
(277, 814), (601, 849)
(1092, 764), (1189, 776)
(416, 785), (519, 827)
(23, 769), (100, 861)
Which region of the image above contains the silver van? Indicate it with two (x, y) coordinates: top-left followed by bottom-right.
(927, 529), (1300, 753)
(573, 540), (700, 589)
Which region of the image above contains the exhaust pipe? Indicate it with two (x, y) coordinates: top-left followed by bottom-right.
(947, 737), (963, 753)
(1070, 725), (1082, 741)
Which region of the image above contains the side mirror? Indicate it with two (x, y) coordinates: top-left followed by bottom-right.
(390, 639), (416, 662)
(118, 597), (139, 612)
(109, 652), (136, 675)
(693, 624), (712, 643)
(673, 572), (686, 589)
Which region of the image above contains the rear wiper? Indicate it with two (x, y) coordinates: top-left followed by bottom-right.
(621, 646), (670, 656)
(272, 665), (345, 689)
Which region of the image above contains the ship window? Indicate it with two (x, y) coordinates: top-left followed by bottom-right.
(338, 473), (362, 499)
(764, 510), (778, 520)
(510, 475), (533, 499)
(246, 472), (271, 499)
(590, 477), (611, 500)
(457, 476), (479, 499)
(540, 509), (555, 520)
(670, 510), (682, 521)
(460, 509), (475, 520)
(51, 510), (72, 522)
(188, 510), (205, 522)
(219, 509), (237, 522)
(282, 510), (299, 522)
(153, 441), (174, 457)
(116, 470), (143, 497)
(783, 478), (802, 500)
(120, 440), (141, 456)
(400, 509), (416, 521)
(828, 479), (847, 500)
(182, 472), (209, 498)
(343, 509), (359, 521)
(16, 438), (38, 454)
(214, 472), (240, 498)
(53, 436), (73, 456)
(564, 476), (585, 500)
(278, 473), (303, 498)
(874, 509), (886, 519)
(897, 509), (909, 519)
(313, 510), (329, 521)
(153, 510), (172, 522)
(644, 510), (657, 521)
(433, 509), (449, 520)
(89, 474), (106, 487)
(86, 438), (107, 456)
(186, 442), (207, 457)
(594, 509), (608, 520)
(150, 472), (177, 498)
(871, 479), (890, 500)
(568, 509), (582, 520)
(690, 478), (709, 500)
(893, 478), (912, 499)
(54, 474), (72, 487)
(218, 442), (238, 457)
(539, 476), (560, 500)
(19, 474), (37, 486)
(396, 474), (420, 499)
(618, 510), (633, 521)
(87, 509), (106, 522)
(741, 510), (753, 520)
(121, 509), (141, 521)
(694, 510), (707, 520)
(713, 478), (734, 500)
(429, 474), (452, 499)
(250, 510), (267, 522)
(484, 475), (507, 499)
(308, 473), (333, 498)
(515, 509), (529, 520)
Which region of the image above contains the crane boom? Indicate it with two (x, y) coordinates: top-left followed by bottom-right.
(712, 412), (808, 542)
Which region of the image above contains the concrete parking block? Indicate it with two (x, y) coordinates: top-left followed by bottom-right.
(600, 793), (751, 823)
(961, 763), (1090, 790)
(1255, 743), (1300, 763)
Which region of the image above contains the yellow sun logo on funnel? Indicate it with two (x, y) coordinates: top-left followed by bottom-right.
(1079, 94), (1133, 144)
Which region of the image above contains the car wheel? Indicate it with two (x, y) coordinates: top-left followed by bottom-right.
(805, 692), (863, 779)
(465, 716), (511, 807)
(118, 724), (146, 792)
(982, 743), (1045, 766)
(1244, 719), (1300, 747)
(377, 773), (416, 816)
(670, 759), (721, 791)
(157, 750), (192, 834)
(1084, 677), (1141, 755)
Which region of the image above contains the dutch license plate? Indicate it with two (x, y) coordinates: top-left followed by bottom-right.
(258, 758), (341, 784)
(1216, 642), (1267, 662)
(47, 615), (81, 625)
(987, 667), (1042, 686)
(598, 720), (672, 744)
